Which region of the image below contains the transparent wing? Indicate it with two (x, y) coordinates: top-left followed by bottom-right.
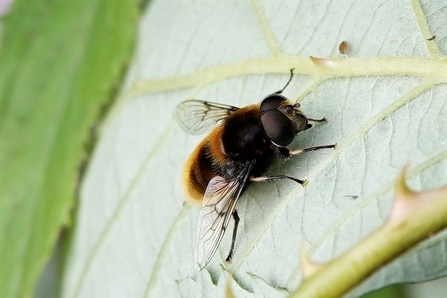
(174, 100), (239, 135)
(194, 162), (253, 270)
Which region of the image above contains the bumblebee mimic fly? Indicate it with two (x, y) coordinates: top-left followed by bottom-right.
(174, 69), (336, 270)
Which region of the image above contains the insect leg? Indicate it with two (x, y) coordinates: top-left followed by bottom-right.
(225, 209), (240, 263)
(306, 117), (327, 122)
(279, 144), (336, 158)
(250, 175), (307, 185)
(274, 68), (295, 94)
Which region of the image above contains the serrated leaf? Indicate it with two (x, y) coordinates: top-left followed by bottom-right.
(62, 0), (447, 297)
(0, 0), (137, 297)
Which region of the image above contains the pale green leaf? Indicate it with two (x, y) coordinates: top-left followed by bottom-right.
(62, 0), (447, 297)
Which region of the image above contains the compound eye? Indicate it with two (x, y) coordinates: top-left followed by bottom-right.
(260, 95), (286, 113)
(261, 109), (295, 146)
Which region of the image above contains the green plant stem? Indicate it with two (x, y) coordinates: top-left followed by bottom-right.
(290, 174), (447, 297)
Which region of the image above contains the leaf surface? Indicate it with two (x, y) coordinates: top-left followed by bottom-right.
(62, 0), (447, 297)
(0, 0), (136, 297)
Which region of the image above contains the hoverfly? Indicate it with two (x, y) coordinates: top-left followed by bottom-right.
(175, 69), (336, 270)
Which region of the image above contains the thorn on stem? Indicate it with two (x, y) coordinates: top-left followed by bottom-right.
(309, 56), (337, 69)
(300, 238), (321, 279)
(390, 165), (419, 221)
